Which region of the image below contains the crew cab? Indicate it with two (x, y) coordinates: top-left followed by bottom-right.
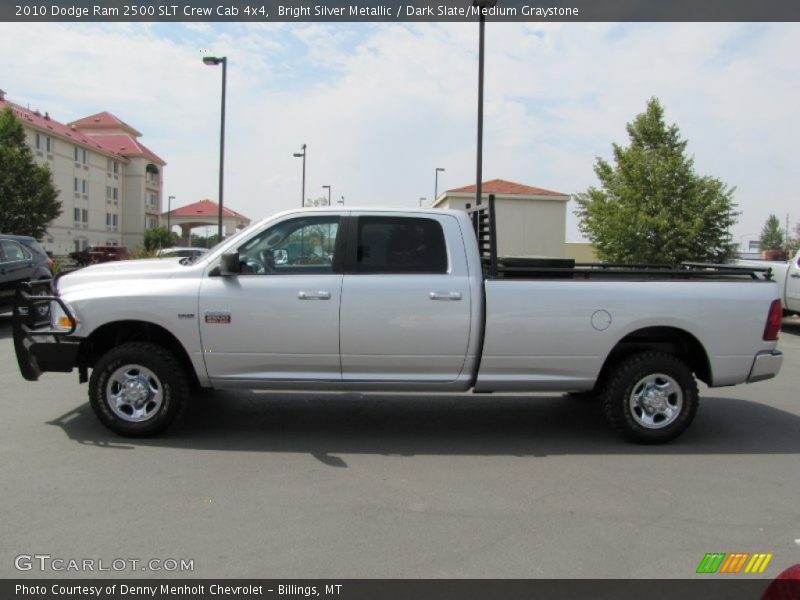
(13, 199), (784, 443)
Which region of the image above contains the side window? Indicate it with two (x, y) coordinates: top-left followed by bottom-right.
(0, 240), (29, 262)
(237, 216), (340, 275)
(355, 217), (447, 274)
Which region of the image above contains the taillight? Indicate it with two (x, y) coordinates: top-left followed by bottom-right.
(763, 299), (782, 341)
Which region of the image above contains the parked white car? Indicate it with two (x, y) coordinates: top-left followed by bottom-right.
(156, 247), (209, 260)
(738, 249), (800, 315)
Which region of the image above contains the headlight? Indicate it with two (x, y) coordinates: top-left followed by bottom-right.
(50, 300), (79, 333)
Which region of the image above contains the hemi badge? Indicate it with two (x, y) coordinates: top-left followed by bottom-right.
(205, 311), (231, 324)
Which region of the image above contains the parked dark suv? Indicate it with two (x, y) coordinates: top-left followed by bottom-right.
(0, 235), (53, 313)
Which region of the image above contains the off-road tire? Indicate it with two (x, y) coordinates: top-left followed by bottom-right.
(89, 342), (188, 436)
(601, 352), (698, 444)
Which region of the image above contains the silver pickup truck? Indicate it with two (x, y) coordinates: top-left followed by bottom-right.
(13, 198), (784, 443)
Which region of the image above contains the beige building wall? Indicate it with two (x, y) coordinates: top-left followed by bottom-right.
(24, 129), (126, 255)
(435, 192), (568, 258)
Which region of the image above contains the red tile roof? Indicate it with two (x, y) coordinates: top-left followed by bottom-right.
(0, 98), (125, 159)
(448, 179), (566, 196)
(166, 199), (249, 220)
(1, 96), (164, 164)
(69, 111), (142, 136)
(92, 134), (165, 165)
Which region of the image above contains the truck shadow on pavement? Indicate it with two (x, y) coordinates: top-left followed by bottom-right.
(47, 390), (800, 464)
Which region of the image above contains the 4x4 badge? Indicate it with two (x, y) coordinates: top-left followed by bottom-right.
(205, 311), (231, 324)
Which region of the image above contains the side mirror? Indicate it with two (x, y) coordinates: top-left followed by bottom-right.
(219, 252), (241, 276)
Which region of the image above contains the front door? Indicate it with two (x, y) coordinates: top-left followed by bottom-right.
(199, 215), (343, 383)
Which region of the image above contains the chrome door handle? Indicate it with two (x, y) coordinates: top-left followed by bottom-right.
(429, 291), (462, 301)
(298, 291), (331, 300)
(790, 273), (800, 278)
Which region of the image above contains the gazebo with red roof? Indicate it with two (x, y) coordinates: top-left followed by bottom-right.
(432, 178), (571, 258)
(162, 199), (251, 244)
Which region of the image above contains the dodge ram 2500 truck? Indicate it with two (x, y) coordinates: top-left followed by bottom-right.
(13, 198), (784, 443)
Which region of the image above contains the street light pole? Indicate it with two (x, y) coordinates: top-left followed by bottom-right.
(167, 195), (175, 240)
(419, 197), (427, 207)
(339, 196), (345, 205)
(322, 185), (331, 205)
(473, 1), (495, 206)
(434, 167), (445, 203)
(203, 55), (227, 240)
(293, 144), (307, 207)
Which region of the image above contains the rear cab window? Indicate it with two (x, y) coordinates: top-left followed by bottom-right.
(354, 216), (448, 274)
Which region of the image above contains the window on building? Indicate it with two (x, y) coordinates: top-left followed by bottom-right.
(113, 161), (119, 174)
(45, 136), (52, 153)
(82, 209), (88, 223)
(106, 213), (111, 226)
(113, 188), (118, 201)
(354, 217), (448, 274)
(74, 178), (78, 192)
(73, 207), (80, 222)
(74, 147), (78, 162)
(113, 214), (118, 227)
(81, 179), (87, 194)
(35, 133), (42, 150)
(106, 186), (112, 200)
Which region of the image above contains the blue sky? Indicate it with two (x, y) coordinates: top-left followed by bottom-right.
(1, 21), (798, 244)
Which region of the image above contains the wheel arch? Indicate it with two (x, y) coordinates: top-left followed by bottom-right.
(597, 326), (712, 389)
(79, 320), (200, 388)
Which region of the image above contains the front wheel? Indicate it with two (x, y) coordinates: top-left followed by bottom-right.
(601, 352), (698, 444)
(89, 342), (188, 436)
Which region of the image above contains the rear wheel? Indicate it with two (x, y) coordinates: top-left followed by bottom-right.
(89, 342), (188, 436)
(601, 352), (698, 444)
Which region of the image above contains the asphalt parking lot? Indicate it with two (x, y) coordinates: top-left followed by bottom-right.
(1, 314), (799, 580)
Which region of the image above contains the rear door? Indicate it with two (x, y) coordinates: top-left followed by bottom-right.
(339, 213), (472, 383)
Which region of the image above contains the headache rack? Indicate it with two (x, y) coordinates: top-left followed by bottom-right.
(465, 194), (773, 281)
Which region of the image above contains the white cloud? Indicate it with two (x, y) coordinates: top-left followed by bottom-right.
(1, 21), (798, 244)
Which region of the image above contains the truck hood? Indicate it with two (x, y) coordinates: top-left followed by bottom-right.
(58, 258), (184, 295)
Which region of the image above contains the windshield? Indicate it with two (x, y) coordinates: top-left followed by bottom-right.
(181, 221), (263, 265)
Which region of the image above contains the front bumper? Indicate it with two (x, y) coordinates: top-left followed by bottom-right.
(13, 280), (81, 381)
(747, 350), (783, 383)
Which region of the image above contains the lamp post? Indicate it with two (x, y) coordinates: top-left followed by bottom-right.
(473, 0), (495, 206)
(419, 197), (427, 207)
(293, 144), (307, 207)
(434, 167), (445, 203)
(202, 55), (227, 240)
(339, 196), (345, 205)
(322, 185), (331, 205)
(167, 195), (175, 240)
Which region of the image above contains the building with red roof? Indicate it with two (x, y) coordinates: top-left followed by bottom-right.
(162, 199), (251, 244)
(0, 89), (166, 254)
(432, 178), (571, 258)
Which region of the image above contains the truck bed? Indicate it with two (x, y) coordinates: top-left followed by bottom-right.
(467, 196), (774, 282)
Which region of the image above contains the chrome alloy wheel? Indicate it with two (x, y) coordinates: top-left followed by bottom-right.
(628, 373), (683, 429)
(105, 364), (164, 423)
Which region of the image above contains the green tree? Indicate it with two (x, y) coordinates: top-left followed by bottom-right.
(143, 226), (172, 251)
(0, 107), (62, 239)
(758, 214), (785, 252)
(575, 98), (738, 264)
